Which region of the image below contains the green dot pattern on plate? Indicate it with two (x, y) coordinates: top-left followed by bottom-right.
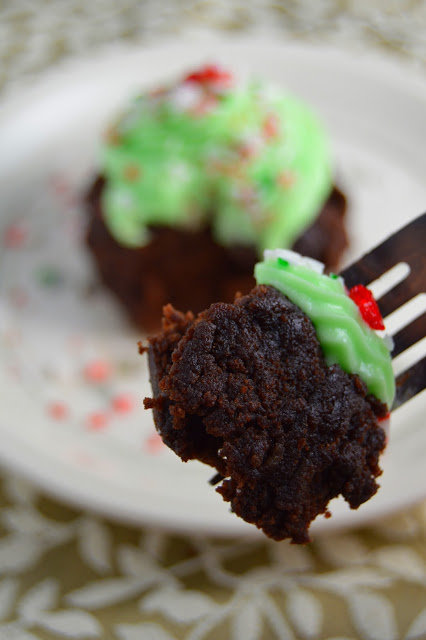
(100, 68), (333, 254)
(254, 254), (395, 407)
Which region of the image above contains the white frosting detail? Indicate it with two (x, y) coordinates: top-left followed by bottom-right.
(376, 330), (394, 352)
(263, 248), (325, 274)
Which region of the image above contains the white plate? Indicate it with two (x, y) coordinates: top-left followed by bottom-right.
(0, 38), (425, 539)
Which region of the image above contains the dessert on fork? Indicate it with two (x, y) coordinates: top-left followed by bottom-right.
(143, 248), (394, 542)
(142, 214), (425, 543)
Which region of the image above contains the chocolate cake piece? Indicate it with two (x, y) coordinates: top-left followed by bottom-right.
(86, 177), (347, 332)
(143, 285), (387, 543)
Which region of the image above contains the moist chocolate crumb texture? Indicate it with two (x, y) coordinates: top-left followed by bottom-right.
(86, 65), (348, 330)
(143, 250), (395, 543)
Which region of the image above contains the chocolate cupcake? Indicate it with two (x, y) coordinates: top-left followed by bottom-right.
(86, 65), (347, 331)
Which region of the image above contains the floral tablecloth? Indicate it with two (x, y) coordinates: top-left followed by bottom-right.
(0, 2), (425, 639)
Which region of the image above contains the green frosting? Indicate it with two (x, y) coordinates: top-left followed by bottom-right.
(100, 69), (333, 252)
(254, 254), (395, 407)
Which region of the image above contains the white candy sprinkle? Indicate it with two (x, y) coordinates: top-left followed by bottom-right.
(263, 249), (325, 274)
(170, 83), (203, 111)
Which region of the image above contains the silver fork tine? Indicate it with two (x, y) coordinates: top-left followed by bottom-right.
(340, 213), (426, 297)
(340, 212), (426, 409)
(391, 312), (426, 358)
(394, 357), (426, 410)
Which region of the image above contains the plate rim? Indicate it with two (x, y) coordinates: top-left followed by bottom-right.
(1, 36), (425, 538)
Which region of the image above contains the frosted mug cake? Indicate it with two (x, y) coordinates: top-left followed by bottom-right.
(86, 64), (347, 330)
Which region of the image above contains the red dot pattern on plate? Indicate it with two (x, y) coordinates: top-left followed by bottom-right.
(68, 334), (85, 350)
(3, 222), (27, 248)
(50, 174), (70, 195)
(144, 432), (165, 454)
(47, 402), (68, 420)
(3, 328), (21, 344)
(87, 412), (109, 431)
(112, 393), (135, 413)
(83, 359), (112, 383)
(348, 284), (385, 330)
(6, 363), (20, 379)
(8, 287), (29, 309)
(50, 174), (78, 208)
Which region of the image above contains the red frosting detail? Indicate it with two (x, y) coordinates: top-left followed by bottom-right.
(349, 284), (385, 330)
(184, 65), (232, 86)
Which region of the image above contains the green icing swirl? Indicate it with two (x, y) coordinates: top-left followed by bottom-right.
(100, 72), (333, 252)
(254, 256), (395, 407)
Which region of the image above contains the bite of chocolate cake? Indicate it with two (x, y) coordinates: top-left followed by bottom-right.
(142, 251), (394, 543)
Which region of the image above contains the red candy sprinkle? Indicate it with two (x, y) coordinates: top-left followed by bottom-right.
(349, 285), (385, 330)
(184, 64), (232, 86)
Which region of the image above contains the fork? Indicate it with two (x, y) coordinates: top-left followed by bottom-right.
(340, 212), (426, 410)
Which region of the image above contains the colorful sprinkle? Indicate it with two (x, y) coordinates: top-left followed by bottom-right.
(238, 143), (257, 160)
(83, 359), (113, 383)
(190, 95), (217, 117)
(263, 114), (280, 139)
(277, 170), (296, 188)
(87, 411), (109, 431)
(112, 393), (135, 413)
(104, 125), (121, 146)
(349, 284), (385, 330)
(123, 164), (141, 182)
(37, 265), (64, 287)
(184, 65), (232, 87)
(3, 222), (27, 248)
(277, 258), (289, 268)
(47, 402), (68, 421)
